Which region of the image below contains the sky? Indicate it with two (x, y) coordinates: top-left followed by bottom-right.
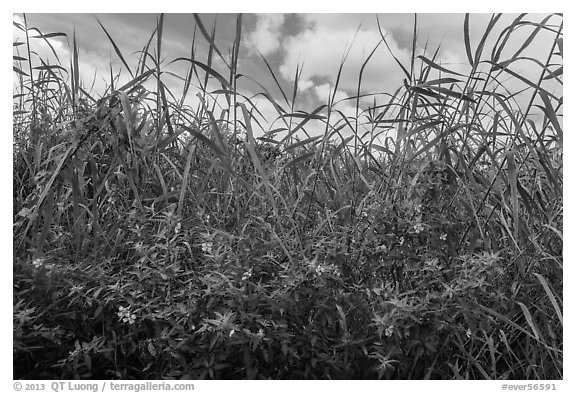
(13, 12), (562, 138)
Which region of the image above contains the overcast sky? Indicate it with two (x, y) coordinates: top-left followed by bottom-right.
(13, 13), (562, 136)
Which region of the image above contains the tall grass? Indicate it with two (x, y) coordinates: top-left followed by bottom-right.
(13, 13), (562, 379)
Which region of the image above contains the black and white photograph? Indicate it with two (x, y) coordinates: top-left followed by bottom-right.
(11, 6), (563, 384)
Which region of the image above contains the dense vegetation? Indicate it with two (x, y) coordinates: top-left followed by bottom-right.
(13, 13), (562, 379)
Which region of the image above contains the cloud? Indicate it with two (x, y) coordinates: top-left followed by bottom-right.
(245, 14), (285, 56)
(13, 15), (120, 98)
(278, 17), (411, 100)
(314, 83), (349, 104)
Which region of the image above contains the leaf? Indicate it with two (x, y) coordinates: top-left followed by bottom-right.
(516, 301), (542, 342)
(239, 103), (277, 214)
(33, 64), (67, 72)
(31, 32), (67, 39)
(192, 14), (229, 69)
(13, 66), (28, 76)
(281, 105), (327, 144)
(172, 58), (231, 90)
(284, 135), (322, 152)
(336, 304), (348, 335)
(96, 18), (134, 78)
(418, 55), (467, 77)
(377, 17), (411, 80)
(537, 90), (563, 147)
(464, 14), (474, 66)
(543, 66), (563, 80)
(533, 273), (563, 326)
(281, 152), (315, 171)
(179, 124), (224, 156)
(117, 69), (156, 93)
(507, 150), (519, 242)
(147, 342), (157, 357)
(93, 305), (103, 319)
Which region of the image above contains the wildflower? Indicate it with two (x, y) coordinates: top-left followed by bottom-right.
(117, 306), (137, 325)
(201, 241), (213, 254)
(413, 223), (425, 234)
(385, 325), (394, 337)
(399, 236), (405, 246)
(257, 328), (265, 338)
(69, 285), (83, 295)
(124, 314), (137, 324)
(32, 257), (45, 268)
(229, 329), (235, 337)
(331, 265), (342, 277)
(466, 328), (472, 339)
(440, 233), (447, 241)
(133, 242), (144, 253)
(242, 270), (252, 281)
(174, 222), (181, 234)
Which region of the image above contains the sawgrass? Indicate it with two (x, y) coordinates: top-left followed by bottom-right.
(13, 13), (562, 379)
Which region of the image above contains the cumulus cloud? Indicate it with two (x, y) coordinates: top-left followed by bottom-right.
(314, 83), (349, 104)
(277, 17), (412, 110)
(245, 14), (285, 56)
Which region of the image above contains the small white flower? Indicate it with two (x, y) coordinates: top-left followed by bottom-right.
(229, 329), (235, 337)
(385, 325), (394, 337)
(118, 305), (137, 325)
(399, 236), (405, 246)
(201, 242), (213, 253)
(440, 233), (447, 241)
(32, 257), (45, 268)
(413, 223), (425, 234)
(174, 223), (181, 234)
(257, 328), (265, 338)
(466, 328), (472, 339)
(134, 242), (144, 253)
(69, 285), (83, 295)
(242, 270), (252, 281)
